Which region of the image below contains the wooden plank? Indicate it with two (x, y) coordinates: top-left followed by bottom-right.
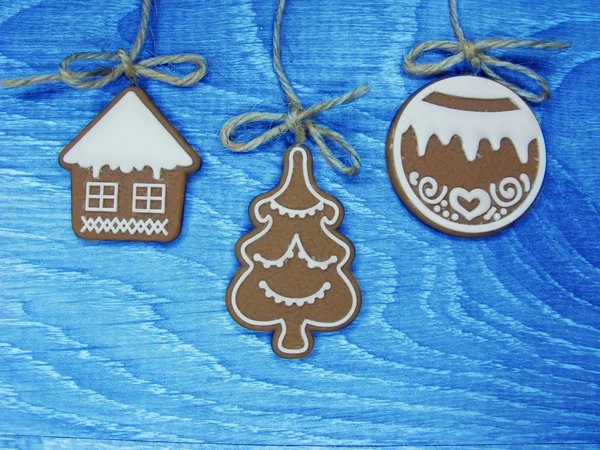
(0, 0), (598, 447)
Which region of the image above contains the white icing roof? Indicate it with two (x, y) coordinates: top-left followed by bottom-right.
(62, 90), (195, 179)
(397, 76), (542, 163)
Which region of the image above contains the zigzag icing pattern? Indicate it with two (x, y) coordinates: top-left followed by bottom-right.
(253, 234), (338, 270)
(269, 199), (325, 218)
(259, 281), (331, 307)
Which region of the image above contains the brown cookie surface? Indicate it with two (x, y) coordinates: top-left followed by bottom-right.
(226, 145), (361, 358)
(386, 76), (546, 237)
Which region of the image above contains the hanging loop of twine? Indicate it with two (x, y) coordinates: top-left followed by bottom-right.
(219, 0), (368, 176)
(2, 0), (207, 90)
(404, 0), (569, 103)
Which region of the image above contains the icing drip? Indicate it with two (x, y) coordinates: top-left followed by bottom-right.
(63, 91), (194, 179)
(259, 281), (331, 307)
(396, 77), (540, 164)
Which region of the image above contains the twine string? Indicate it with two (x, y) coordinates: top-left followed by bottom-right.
(404, 0), (569, 103)
(2, 0), (207, 89)
(219, 0), (368, 176)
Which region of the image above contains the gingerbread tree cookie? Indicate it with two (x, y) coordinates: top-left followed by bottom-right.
(226, 146), (361, 359)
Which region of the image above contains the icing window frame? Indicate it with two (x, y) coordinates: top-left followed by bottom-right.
(85, 182), (119, 212)
(132, 183), (166, 214)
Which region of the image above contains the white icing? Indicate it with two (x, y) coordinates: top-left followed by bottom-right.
(406, 171), (539, 225)
(428, 77), (522, 99)
(253, 233), (338, 270)
(80, 216), (169, 236)
(229, 146), (359, 356)
(449, 187), (492, 222)
(520, 173), (531, 192)
(483, 207), (497, 221)
(132, 183), (166, 213)
(396, 76), (541, 163)
(62, 90), (194, 179)
(409, 171), (420, 186)
(259, 281), (331, 307)
(390, 75), (546, 235)
(419, 177), (448, 205)
(490, 177), (523, 208)
(269, 200), (325, 218)
(85, 182), (118, 212)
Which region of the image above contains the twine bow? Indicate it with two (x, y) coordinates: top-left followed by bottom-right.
(219, 0), (368, 176)
(404, 0), (569, 103)
(2, 0), (206, 89)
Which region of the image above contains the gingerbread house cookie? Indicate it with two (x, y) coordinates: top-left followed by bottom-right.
(59, 87), (201, 242)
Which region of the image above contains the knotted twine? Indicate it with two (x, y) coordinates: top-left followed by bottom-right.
(219, 0), (368, 176)
(404, 0), (569, 103)
(2, 0), (206, 89)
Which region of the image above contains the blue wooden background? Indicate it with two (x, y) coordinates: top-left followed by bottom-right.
(1, 0), (599, 448)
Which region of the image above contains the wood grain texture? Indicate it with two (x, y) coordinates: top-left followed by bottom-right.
(0, 0), (598, 448)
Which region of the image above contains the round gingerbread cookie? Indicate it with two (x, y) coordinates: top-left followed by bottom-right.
(386, 75), (546, 237)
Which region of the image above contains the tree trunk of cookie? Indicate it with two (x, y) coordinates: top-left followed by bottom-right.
(278, 317), (308, 353)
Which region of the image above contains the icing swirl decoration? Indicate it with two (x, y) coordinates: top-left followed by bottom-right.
(403, 170), (538, 225)
(490, 177), (523, 208)
(418, 177), (448, 205)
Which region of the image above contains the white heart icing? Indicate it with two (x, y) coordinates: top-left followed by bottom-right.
(449, 188), (492, 222)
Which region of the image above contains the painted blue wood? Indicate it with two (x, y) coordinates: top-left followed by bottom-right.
(0, 0), (599, 448)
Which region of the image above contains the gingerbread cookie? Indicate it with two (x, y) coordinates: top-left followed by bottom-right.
(386, 76), (545, 237)
(226, 145), (361, 359)
(59, 87), (201, 242)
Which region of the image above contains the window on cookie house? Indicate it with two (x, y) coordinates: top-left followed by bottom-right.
(85, 182), (118, 212)
(132, 183), (166, 214)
